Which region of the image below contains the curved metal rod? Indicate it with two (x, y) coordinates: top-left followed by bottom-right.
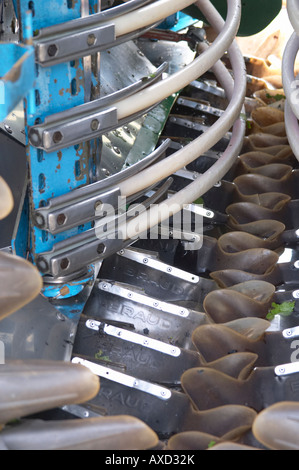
(119, 0), (247, 240)
(285, 98), (299, 162)
(28, 61), (168, 151)
(282, 31), (299, 119)
(33, 139), (172, 226)
(34, 0), (196, 66)
(36, 178), (174, 277)
(36, 0), (158, 38)
(118, 0), (244, 198)
(287, 0), (299, 36)
(31, 0), (241, 153)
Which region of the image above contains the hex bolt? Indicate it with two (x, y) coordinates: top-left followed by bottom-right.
(29, 129), (42, 147)
(36, 256), (49, 273)
(52, 131), (63, 144)
(47, 44), (58, 57)
(33, 211), (45, 228)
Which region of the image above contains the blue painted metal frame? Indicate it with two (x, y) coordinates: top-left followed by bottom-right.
(14, 0), (100, 297)
(157, 11), (198, 31)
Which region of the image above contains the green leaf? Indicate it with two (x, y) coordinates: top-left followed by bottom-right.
(266, 92), (285, 102)
(207, 440), (216, 448)
(193, 197), (204, 205)
(95, 349), (111, 362)
(266, 301), (295, 320)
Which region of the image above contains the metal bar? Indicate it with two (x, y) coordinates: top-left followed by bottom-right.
(85, 318), (181, 356)
(72, 357), (172, 400)
(37, 0), (156, 38)
(35, 179), (173, 277)
(28, 62), (168, 152)
(97, 280), (190, 318)
(117, 248), (200, 283)
(33, 142), (171, 234)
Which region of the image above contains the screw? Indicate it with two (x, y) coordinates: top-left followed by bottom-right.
(52, 131), (63, 144)
(47, 44), (58, 57)
(97, 243), (106, 254)
(167, 266), (172, 272)
(4, 124), (12, 134)
(90, 119), (99, 131)
(33, 212), (45, 228)
(94, 199), (103, 211)
(143, 258), (148, 264)
(60, 258), (70, 270)
(113, 146), (121, 154)
(56, 213), (66, 226)
(36, 256), (49, 273)
(87, 33), (96, 46)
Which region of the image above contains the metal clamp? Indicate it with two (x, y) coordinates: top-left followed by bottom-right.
(28, 62), (168, 152)
(32, 139), (171, 234)
(35, 179), (173, 277)
(85, 318), (181, 357)
(36, 229), (135, 278)
(34, 0), (157, 66)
